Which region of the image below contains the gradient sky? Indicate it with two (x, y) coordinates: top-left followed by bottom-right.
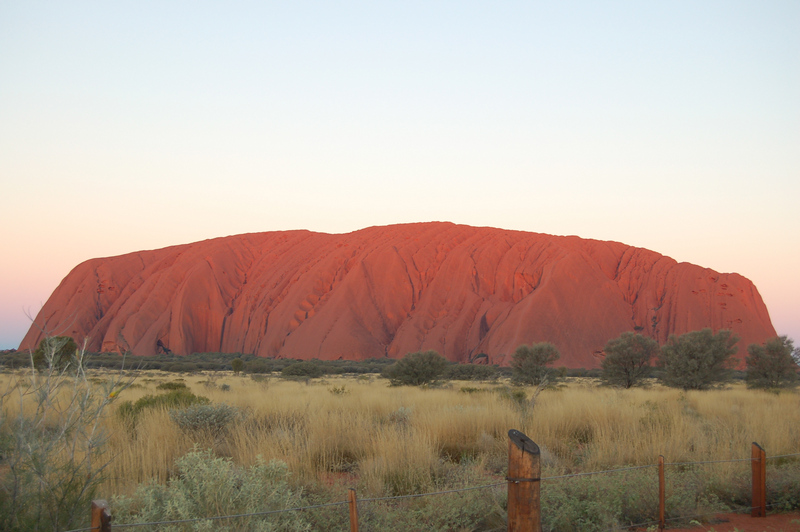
(1, 1), (798, 350)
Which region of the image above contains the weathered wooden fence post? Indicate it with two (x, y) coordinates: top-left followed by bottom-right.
(91, 500), (111, 532)
(348, 488), (359, 532)
(658, 455), (665, 531)
(507, 429), (541, 532)
(751, 442), (766, 517)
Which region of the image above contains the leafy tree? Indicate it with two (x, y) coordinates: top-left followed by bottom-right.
(745, 336), (799, 389)
(32, 336), (78, 371)
(382, 350), (448, 386)
(231, 357), (244, 375)
(601, 332), (659, 388)
(511, 342), (560, 386)
(658, 328), (739, 390)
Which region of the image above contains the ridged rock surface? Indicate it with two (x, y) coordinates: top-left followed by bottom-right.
(20, 223), (776, 368)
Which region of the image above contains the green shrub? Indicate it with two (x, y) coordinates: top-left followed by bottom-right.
(382, 350), (448, 386)
(658, 329), (738, 390)
(118, 389), (209, 426)
(112, 447), (309, 531)
(281, 360), (323, 379)
(496, 386), (527, 407)
(32, 336), (78, 372)
(445, 363), (499, 381)
(162, 362), (200, 373)
(351, 468), (504, 530)
(767, 460), (800, 511)
(600, 332), (659, 388)
(511, 343), (561, 386)
(170, 403), (241, 437)
(541, 467), (729, 531)
(156, 381), (188, 391)
(746, 336), (799, 389)
(245, 359), (271, 374)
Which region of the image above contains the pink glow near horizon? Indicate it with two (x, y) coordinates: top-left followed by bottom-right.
(1, 2), (798, 349)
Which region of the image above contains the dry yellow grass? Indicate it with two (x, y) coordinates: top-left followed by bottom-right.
(102, 373), (800, 495)
(4, 369), (799, 499)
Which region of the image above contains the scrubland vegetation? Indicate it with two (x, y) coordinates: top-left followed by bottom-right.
(101, 373), (800, 490)
(1, 332), (799, 531)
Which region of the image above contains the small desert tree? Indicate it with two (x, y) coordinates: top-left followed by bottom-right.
(32, 335), (78, 371)
(382, 350), (448, 386)
(230, 357), (244, 375)
(658, 328), (738, 390)
(746, 336), (799, 389)
(601, 332), (659, 388)
(511, 342), (560, 386)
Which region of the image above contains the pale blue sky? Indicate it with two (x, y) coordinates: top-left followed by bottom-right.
(1, 1), (798, 349)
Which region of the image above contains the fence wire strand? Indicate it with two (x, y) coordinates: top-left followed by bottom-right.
(356, 480), (506, 503)
(604, 518), (660, 531)
(542, 463), (656, 481)
(664, 457), (754, 466)
(766, 452), (800, 460)
(64, 501), (349, 531)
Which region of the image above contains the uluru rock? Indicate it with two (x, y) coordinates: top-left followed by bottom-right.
(20, 223), (776, 368)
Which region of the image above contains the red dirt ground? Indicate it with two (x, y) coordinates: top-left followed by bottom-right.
(651, 512), (800, 531)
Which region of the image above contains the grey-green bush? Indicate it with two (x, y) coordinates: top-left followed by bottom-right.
(170, 403), (241, 437)
(113, 447), (310, 531)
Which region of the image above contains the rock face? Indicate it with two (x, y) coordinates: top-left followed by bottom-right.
(20, 223), (776, 368)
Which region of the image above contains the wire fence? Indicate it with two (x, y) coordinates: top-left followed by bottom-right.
(67, 447), (800, 532)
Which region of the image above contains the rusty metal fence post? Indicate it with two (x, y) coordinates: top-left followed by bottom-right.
(751, 442), (766, 517)
(348, 488), (359, 532)
(91, 500), (111, 532)
(658, 455), (665, 531)
(507, 429), (541, 532)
